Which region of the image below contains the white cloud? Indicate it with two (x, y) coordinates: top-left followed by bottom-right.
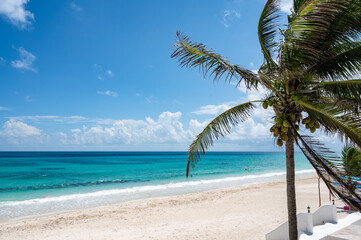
(280, 0), (293, 14)
(0, 120), (43, 145)
(227, 118), (272, 141)
(9, 115), (87, 123)
(2, 110), (277, 148)
(190, 99), (274, 142)
(188, 119), (208, 134)
(25, 95), (33, 102)
(57, 132), (68, 144)
(97, 90), (118, 97)
(0, 119), (41, 137)
(106, 69), (113, 77)
(192, 101), (237, 115)
(0, 57), (5, 65)
(235, 81), (268, 101)
(7, 115), (135, 126)
(251, 105), (274, 123)
(0, 0), (34, 29)
(0, 106), (10, 111)
(11, 47), (37, 72)
(70, 2), (82, 11)
(222, 10), (240, 28)
(64, 112), (197, 145)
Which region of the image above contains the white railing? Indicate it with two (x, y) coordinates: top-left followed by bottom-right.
(266, 205), (337, 240)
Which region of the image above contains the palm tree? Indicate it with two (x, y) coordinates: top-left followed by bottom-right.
(342, 145), (361, 186)
(171, 1), (361, 239)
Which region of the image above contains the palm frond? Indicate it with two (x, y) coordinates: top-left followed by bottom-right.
(312, 43), (361, 80)
(292, 0), (310, 13)
(257, 69), (286, 103)
(342, 145), (361, 178)
(296, 100), (361, 147)
(285, 0), (345, 63)
(314, 79), (361, 103)
(295, 133), (361, 211)
(258, 0), (280, 69)
(186, 101), (259, 177)
(171, 31), (259, 89)
(282, 0), (361, 70)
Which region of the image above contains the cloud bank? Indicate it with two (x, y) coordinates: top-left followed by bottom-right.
(1, 108), (274, 149)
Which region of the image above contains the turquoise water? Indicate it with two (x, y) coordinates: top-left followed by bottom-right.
(0, 151), (314, 220)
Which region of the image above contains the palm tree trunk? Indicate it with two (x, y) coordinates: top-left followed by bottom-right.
(286, 131), (298, 240)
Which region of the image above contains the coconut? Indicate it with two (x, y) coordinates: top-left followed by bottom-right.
(281, 134), (289, 141)
(262, 102), (268, 109)
(275, 117), (283, 125)
(308, 121), (315, 127)
(283, 120), (291, 128)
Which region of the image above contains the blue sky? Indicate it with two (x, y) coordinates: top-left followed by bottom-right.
(0, 0), (342, 151)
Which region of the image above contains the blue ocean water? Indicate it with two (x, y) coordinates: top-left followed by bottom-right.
(0, 151), (314, 220)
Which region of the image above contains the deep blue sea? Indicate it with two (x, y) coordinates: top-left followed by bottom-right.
(0, 151), (315, 220)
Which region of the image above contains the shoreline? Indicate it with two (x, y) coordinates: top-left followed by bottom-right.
(0, 175), (351, 240)
(0, 169), (316, 221)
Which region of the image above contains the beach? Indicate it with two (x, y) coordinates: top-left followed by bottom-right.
(0, 151), (315, 221)
(0, 176), (350, 240)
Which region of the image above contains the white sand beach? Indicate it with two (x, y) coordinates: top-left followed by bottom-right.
(0, 176), (350, 240)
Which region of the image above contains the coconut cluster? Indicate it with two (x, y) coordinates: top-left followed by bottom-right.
(262, 99), (274, 109)
(302, 116), (320, 133)
(263, 98), (321, 147)
(270, 114), (299, 147)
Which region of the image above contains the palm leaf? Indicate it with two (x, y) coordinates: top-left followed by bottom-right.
(282, 0), (361, 70)
(295, 133), (361, 211)
(314, 79), (361, 103)
(285, 0), (345, 63)
(257, 69), (286, 103)
(258, 0), (280, 69)
(292, 0), (310, 13)
(296, 100), (361, 147)
(311, 43), (361, 80)
(171, 31), (259, 89)
(342, 145), (361, 178)
(186, 101), (259, 176)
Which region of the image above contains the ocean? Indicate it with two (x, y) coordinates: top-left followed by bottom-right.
(0, 151), (315, 221)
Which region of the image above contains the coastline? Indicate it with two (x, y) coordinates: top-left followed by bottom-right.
(0, 175), (351, 240)
(0, 169), (316, 221)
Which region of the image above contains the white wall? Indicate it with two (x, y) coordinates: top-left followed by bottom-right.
(312, 205), (337, 226)
(266, 205), (337, 240)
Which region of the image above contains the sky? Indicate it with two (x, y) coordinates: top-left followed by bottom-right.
(0, 0), (342, 151)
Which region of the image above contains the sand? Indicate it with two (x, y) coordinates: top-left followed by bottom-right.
(0, 176), (351, 240)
